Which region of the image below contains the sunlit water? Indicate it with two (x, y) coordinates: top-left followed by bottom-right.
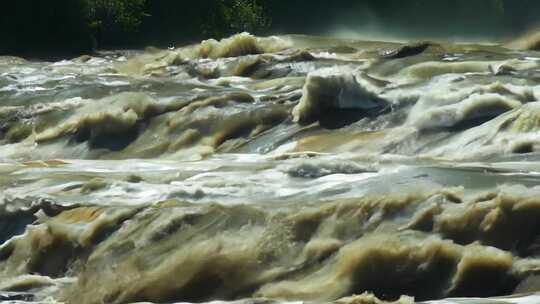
(2, 33), (540, 304)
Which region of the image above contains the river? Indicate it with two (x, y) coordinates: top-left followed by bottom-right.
(2, 33), (540, 304)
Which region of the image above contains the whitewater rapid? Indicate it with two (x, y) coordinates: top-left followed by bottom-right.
(3, 33), (540, 304)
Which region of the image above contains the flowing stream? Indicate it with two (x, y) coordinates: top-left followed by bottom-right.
(3, 33), (540, 304)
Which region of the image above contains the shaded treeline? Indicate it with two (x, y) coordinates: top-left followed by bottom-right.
(125, 0), (270, 48)
(2, 0), (540, 57)
(0, 1), (92, 58)
(0, 0), (269, 57)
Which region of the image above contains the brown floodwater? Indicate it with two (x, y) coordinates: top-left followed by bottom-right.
(2, 33), (540, 304)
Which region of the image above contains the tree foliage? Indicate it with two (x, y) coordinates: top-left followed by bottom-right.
(84, 0), (146, 31)
(224, 0), (271, 34)
(82, 0), (147, 47)
(144, 0), (269, 41)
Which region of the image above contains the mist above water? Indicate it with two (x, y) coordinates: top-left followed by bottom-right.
(270, 0), (540, 43)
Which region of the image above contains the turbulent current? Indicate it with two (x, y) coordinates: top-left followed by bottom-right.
(4, 32), (540, 304)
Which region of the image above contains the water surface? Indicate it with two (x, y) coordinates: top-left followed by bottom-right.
(2, 33), (540, 304)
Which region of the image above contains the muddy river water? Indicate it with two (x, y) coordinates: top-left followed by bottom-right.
(2, 33), (540, 304)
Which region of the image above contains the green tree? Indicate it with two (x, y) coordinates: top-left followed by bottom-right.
(83, 0), (147, 47)
(203, 0), (271, 38)
(225, 0), (271, 34)
(84, 0), (146, 31)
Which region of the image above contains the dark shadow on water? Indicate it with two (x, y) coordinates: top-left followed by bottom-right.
(72, 126), (140, 151)
(319, 106), (391, 130)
